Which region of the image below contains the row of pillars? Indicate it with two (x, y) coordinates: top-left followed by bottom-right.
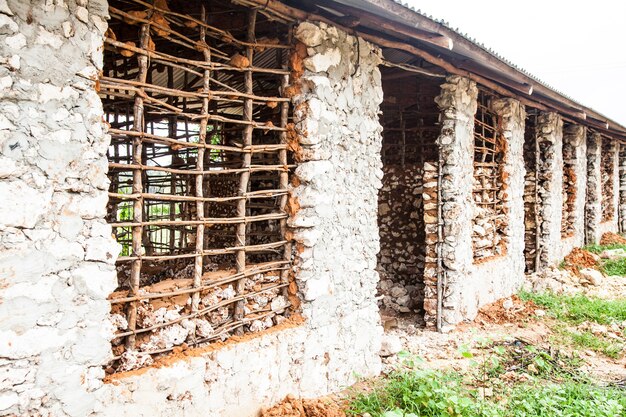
(427, 76), (623, 329)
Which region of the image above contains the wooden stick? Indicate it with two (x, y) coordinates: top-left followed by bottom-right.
(126, 24), (151, 349)
(110, 212), (287, 228)
(234, 9), (257, 335)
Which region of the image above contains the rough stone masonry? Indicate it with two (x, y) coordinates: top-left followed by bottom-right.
(0, 1), (119, 415)
(0, 0), (623, 415)
(1, 9), (384, 416)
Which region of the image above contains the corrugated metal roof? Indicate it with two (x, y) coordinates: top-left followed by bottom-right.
(390, 0), (625, 130)
(330, 0), (625, 135)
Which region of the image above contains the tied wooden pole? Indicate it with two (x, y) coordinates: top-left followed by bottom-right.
(192, 5), (212, 312)
(234, 9), (258, 334)
(278, 26), (293, 301)
(127, 23), (151, 349)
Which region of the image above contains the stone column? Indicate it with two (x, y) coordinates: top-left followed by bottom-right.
(0, 2), (119, 416)
(562, 125), (587, 250)
(289, 21), (384, 391)
(619, 144), (626, 232)
(536, 112), (564, 268)
(610, 141), (620, 225)
(434, 76), (477, 330)
(491, 97), (526, 281)
(586, 132), (602, 244)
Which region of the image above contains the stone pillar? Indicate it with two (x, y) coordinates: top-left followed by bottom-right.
(586, 132), (602, 244)
(0, 2), (119, 416)
(289, 21), (384, 390)
(434, 76), (477, 329)
(619, 144), (626, 233)
(536, 112), (564, 267)
(561, 125), (587, 254)
(610, 140), (620, 225)
(490, 97), (526, 282)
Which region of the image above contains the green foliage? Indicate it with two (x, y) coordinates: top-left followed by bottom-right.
(582, 243), (626, 254)
(347, 369), (496, 417)
(601, 257), (626, 276)
(520, 291), (625, 358)
(556, 327), (624, 359)
(504, 382), (626, 417)
(346, 367), (626, 417)
(519, 291), (626, 325)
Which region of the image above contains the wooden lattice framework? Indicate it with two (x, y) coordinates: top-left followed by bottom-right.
(101, 0), (295, 370)
(472, 89), (507, 261)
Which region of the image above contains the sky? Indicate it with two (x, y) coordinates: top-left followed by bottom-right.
(404, 0), (626, 126)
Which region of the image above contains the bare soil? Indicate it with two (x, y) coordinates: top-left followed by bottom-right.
(260, 395), (345, 417)
(563, 247), (599, 274)
(600, 232), (626, 245)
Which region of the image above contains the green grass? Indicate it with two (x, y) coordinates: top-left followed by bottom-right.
(580, 243), (626, 275)
(520, 291), (626, 325)
(347, 368), (498, 417)
(346, 368), (626, 417)
(562, 328), (624, 358)
(520, 291), (625, 358)
(503, 382), (626, 417)
(601, 257), (626, 276)
(582, 243), (626, 254)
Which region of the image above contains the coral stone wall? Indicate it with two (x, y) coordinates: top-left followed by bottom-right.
(466, 98), (526, 322)
(434, 84), (526, 329)
(619, 144), (626, 233)
(535, 112), (564, 267)
(377, 164), (425, 314)
(0, 1), (119, 416)
(586, 132), (603, 244)
(1, 10), (383, 416)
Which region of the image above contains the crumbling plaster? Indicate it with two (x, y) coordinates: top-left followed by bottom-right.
(586, 132), (604, 244)
(619, 144), (626, 233)
(1, 5), (384, 414)
(0, 1), (119, 416)
(461, 98), (526, 326)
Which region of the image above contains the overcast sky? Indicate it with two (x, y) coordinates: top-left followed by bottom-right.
(405, 0), (626, 126)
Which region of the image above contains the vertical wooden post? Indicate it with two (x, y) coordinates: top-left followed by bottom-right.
(234, 9), (257, 333)
(192, 5), (212, 312)
(127, 23), (151, 349)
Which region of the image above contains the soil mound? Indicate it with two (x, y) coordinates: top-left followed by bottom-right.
(261, 395), (345, 417)
(563, 248), (598, 274)
(600, 232), (626, 245)
(476, 295), (540, 325)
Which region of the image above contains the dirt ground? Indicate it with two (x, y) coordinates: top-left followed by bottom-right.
(260, 395), (346, 417)
(600, 232), (626, 245)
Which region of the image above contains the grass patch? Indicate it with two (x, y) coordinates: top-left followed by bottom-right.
(582, 243), (626, 254)
(520, 291), (625, 358)
(504, 382), (626, 417)
(347, 369), (490, 417)
(519, 291), (626, 325)
(566, 329), (623, 358)
(346, 368), (626, 417)
(601, 257), (626, 276)
(578, 243), (626, 275)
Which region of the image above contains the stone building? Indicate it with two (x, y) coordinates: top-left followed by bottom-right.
(1, 0), (625, 416)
